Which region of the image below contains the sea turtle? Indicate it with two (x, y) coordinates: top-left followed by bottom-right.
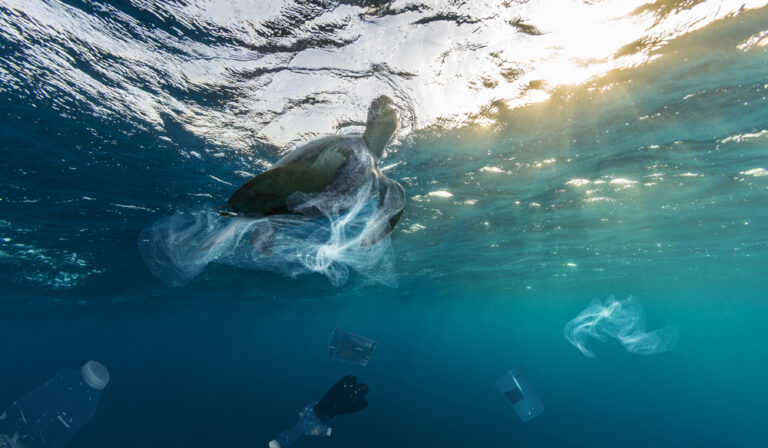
(221, 96), (405, 246)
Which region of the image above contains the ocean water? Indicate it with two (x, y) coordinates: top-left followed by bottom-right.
(1, 1), (768, 447)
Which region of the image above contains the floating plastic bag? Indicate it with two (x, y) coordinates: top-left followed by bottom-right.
(138, 173), (400, 287)
(564, 296), (679, 358)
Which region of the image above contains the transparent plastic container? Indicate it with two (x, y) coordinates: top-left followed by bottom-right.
(495, 368), (543, 422)
(328, 328), (376, 366)
(0, 361), (109, 448)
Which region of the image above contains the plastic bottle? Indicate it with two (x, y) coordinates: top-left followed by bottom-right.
(268, 403), (331, 448)
(0, 361), (110, 448)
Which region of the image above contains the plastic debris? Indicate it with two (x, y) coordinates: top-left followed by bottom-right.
(495, 368), (544, 422)
(328, 328), (376, 366)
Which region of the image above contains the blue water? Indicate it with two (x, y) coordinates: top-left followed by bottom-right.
(2, 1), (768, 447)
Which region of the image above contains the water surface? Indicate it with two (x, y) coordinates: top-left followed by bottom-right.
(1, 1), (767, 447)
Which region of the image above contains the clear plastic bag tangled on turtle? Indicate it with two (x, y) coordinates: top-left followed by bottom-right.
(138, 153), (403, 288)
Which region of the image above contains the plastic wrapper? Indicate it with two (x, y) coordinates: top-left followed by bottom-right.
(328, 328), (376, 366)
(495, 368), (544, 422)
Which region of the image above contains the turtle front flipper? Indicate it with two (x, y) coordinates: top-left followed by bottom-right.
(223, 166), (293, 216)
(360, 176), (406, 247)
(224, 153), (344, 217)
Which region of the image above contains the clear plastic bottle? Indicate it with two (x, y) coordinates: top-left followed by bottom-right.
(0, 361), (110, 448)
(268, 403), (331, 448)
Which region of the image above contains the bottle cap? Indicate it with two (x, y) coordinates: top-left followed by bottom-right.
(81, 361), (110, 390)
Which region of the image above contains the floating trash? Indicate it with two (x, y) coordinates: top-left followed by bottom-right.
(564, 296), (679, 358)
(0, 361), (110, 448)
(495, 368), (544, 422)
(328, 328), (377, 367)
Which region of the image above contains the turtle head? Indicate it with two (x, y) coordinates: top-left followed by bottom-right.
(363, 95), (398, 158)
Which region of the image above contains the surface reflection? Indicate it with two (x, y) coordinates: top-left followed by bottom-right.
(1, 0), (765, 150)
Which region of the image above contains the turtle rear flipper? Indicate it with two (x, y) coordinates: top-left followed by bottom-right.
(360, 177), (405, 247)
(250, 221), (276, 256)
